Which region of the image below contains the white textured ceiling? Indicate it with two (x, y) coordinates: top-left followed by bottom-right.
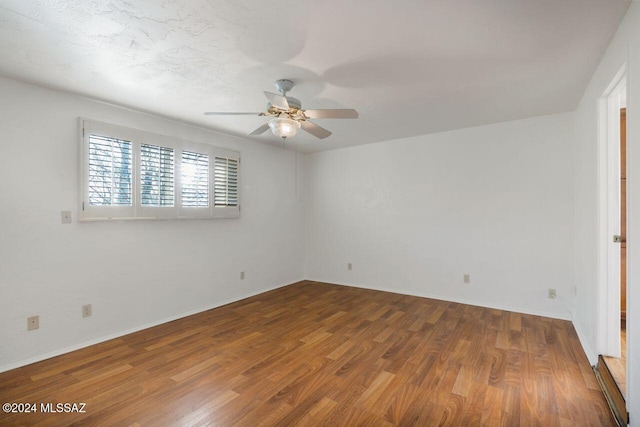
(0, 0), (630, 152)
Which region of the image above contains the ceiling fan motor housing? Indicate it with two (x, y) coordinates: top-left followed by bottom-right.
(267, 96), (301, 113)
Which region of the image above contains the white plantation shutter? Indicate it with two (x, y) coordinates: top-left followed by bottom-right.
(88, 134), (132, 206)
(80, 119), (240, 220)
(140, 143), (174, 207)
(181, 150), (209, 208)
(214, 156), (238, 207)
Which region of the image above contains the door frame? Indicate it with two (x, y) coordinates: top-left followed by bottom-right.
(597, 64), (626, 358)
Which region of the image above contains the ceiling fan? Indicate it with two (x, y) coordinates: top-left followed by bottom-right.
(204, 79), (358, 140)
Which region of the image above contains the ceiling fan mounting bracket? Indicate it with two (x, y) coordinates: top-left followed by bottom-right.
(275, 79), (295, 96)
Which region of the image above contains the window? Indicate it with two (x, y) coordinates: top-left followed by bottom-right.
(181, 150), (209, 208)
(214, 156), (239, 207)
(88, 134), (132, 207)
(79, 119), (240, 220)
(140, 143), (174, 207)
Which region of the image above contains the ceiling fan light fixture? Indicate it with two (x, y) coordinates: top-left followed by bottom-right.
(268, 117), (301, 139)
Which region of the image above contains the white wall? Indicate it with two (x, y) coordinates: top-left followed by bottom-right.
(0, 77), (305, 372)
(305, 113), (575, 319)
(573, 3), (640, 423)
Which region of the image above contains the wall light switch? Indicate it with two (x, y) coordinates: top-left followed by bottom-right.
(348, 263), (353, 270)
(463, 274), (471, 284)
(61, 211), (72, 224)
(240, 271), (245, 280)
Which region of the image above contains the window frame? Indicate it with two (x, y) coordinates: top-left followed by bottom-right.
(78, 118), (241, 221)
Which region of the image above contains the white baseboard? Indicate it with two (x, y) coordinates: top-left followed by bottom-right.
(306, 277), (572, 321)
(568, 312), (598, 365)
(0, 280), (298, 374)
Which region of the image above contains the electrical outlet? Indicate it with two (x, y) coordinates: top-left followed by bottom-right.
(82, 304), (92, 318)
(463, 274), (470, 284)
(61, 210), (72, 224)
(240, 271), (245, 280)
(348, 263), (352, 270)
(548, 289), (557, 299)
(27, 315), (39, 331)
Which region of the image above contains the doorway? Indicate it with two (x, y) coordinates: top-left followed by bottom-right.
(602, 105), (627, 402)
(594, 66), (628, 426)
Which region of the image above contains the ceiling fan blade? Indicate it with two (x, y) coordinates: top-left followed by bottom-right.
(303, 109), (358, 119)
(264, 91), (290, 110)
(249, 123), (271, 136)
(300, 120), (332, 139)
(204, 112), (261, 115)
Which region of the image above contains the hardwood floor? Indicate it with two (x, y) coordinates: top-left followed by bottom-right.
(0, 281), (614, 426)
